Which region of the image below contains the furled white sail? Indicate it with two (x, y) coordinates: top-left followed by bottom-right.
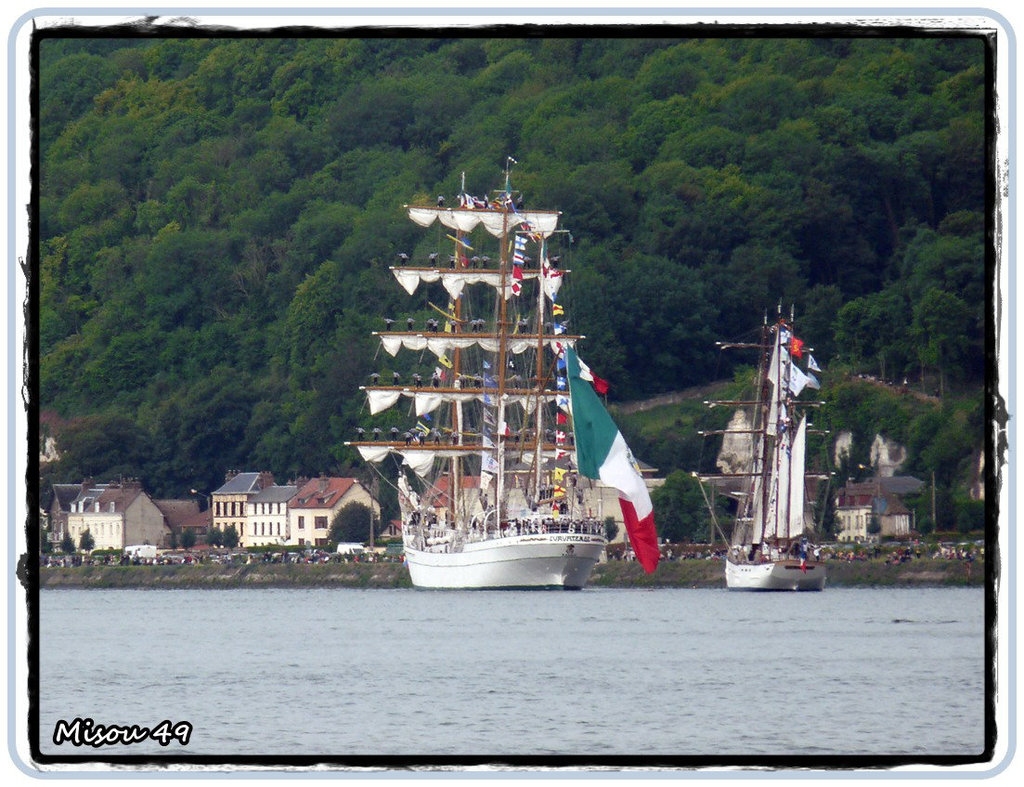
(401, 450), (436, 478)
(376, 333), (575, 359)
(362, 386), (574, 416)
(356, 445), (391, 463)
(366, 389), (402, 415)
(406, 206), (560, 238)
(391, 267), (540, 300)
(414, 392), (445, 417)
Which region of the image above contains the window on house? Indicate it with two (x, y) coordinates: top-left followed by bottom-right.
(298, 516), (305, 530)
(315, 516), (327, 530)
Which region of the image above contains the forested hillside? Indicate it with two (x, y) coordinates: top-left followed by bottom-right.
(36, 31), (990, 506)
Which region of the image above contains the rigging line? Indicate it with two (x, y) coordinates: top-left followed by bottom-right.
(695, 474), (731, 549)
(367, 460), (403, 499)
(697, 342), (728, 474)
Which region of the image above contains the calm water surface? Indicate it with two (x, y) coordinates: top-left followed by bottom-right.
(37, 587), (986, 759)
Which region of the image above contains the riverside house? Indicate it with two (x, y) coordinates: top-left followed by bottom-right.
(64, 479), (171, 551)
(287, 476), (377, 547)
(47, 483), (82, 548)
(244, 484), (298, 547)
(211, 471), (275, 542)
(834, 476), (924, 543)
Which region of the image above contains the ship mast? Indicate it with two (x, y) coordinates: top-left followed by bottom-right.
(494, 156), (516, 525)
(756, 318), (774, 551)
(533, 235), (546, 506)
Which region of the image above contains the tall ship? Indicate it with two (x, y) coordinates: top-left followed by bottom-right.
(347, 160), (659, 589)
(697, 314), (827, 591)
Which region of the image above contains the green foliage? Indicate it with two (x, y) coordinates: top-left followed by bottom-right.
(36, 34), (986, 505)
(79, 529), (95, 552)
(222, 525), (239, 549)
(330, 503), (373, 544)
(651, 471), (723, 543)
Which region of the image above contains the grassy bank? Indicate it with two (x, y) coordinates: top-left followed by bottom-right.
(36, 557), (985, 590)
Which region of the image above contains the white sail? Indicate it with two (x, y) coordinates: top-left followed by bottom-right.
(401, 450), (436, 478)
(391, 267), (540, 300)
(393, 268), (428, 295)
(357, 445), (391, 463)
(405, 206), (560, 238)
(414, 392), (446, 416)
(366, 389), (402, 415)
(362, 387), (570, 416)
(788, 414), (808, 537)
(766, 332), (783, 435)
(376, 333), (575, 359)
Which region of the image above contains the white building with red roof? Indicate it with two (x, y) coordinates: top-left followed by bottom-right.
(286, 476), (377, 547)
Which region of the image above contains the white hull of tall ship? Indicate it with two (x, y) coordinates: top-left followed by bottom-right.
(725, 558), (826, 591)
(404, 533), (606, 590)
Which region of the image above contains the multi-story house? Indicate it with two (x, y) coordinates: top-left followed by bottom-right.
(64, 480), (170, 551)
(152, 499), (200, 546)
(47, 483), (83, 547)
(835, 476), (924, 543)
(243, 484), (298, 547)
(211, 471), (274, 541)
(287, 476), (377, 547)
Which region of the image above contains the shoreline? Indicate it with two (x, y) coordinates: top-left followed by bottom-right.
(33, 557), (985, 590)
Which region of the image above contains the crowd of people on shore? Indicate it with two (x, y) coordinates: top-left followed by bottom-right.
(605, 541), (982, 565)
(39, 540), (981, 569)
(38, 549), (405, 568)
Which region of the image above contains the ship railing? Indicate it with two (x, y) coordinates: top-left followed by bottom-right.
(411, 517), (606, 545)
(497, 517), (605, 538)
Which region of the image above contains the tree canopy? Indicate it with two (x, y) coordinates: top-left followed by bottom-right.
(36, 30), (990, 506)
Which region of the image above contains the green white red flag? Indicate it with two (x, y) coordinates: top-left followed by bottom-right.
(564, 347), (659, 573)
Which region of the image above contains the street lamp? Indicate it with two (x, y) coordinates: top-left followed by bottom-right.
(190, 489), (211, 509)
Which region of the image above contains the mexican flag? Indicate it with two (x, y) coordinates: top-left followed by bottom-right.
(565, 347), (659, 573)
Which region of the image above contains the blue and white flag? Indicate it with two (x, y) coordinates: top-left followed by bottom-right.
(481, 452), (499, 474)
(513, 235), (528, 265)
(808, 354), (821, 372)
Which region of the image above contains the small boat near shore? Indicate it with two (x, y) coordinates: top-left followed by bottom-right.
(697, 313), (827, 591)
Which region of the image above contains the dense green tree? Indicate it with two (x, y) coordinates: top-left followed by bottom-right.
(651, 471), (725, 543)
(330, 503), (373, 544)
(222, 525), (239, 549)
(35, 33), (988, 508)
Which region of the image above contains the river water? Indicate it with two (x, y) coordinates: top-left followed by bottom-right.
(34, 586), (988, 766)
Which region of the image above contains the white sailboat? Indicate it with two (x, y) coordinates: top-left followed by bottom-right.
(699, 315), (827, 591)
(348, 161), (657, 589)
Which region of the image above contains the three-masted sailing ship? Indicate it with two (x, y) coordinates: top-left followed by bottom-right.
(697, 314), (827, 591)
(347, 161), (658, 589)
